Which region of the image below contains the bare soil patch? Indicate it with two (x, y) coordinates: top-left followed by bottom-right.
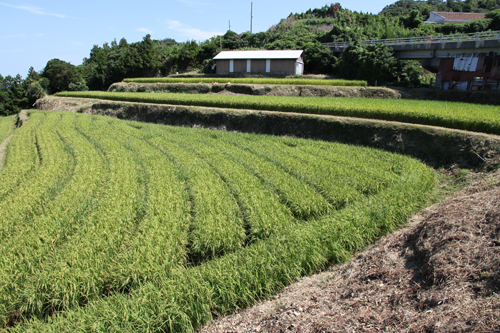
(35, 97), (100, 113)
(201, 170), (500, 333)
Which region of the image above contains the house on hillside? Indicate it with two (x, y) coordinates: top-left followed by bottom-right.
(213, 50), (304, 75)
(424, 11), (486, 24)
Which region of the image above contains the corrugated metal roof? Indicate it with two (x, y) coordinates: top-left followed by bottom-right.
(214, 50), (303, 60)
(425, 11), (486, 23)
(434, 11), (486, 21)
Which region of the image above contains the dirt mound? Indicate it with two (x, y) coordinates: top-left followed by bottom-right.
(201, 172), (500, 333)
(34, 97), (100, 113)
(109, 82), (401, 99)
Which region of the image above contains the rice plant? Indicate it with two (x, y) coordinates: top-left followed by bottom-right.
(1, 111), (437, 332)
(56, 91), (500, 135)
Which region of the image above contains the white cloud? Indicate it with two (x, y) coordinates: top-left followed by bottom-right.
(0, 33), (27, 39)
(0, 2), (66, 18)
(137, 27), (153, 34)
(166, 20), (223, 41)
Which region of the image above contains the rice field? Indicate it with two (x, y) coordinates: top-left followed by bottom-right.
(55, 91), (500, 135)
(123, 77), (367, 86)
(1, 111), (437, 332)
(0, 115), (15, 144)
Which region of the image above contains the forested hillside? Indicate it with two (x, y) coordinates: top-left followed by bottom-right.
(381, 0), (500, 16)
(2, 0), (500, 114)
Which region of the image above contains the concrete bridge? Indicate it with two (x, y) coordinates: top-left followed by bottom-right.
(323, 31), (500, 90)
(323, 31), (500, 68)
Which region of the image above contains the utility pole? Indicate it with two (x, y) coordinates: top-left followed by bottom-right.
(250, 2), (253, 34)
(229, 20), (231, 31)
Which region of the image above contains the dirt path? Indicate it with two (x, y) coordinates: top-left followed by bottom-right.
(201, 171), (500, 333)
(0, 134), (13, 171)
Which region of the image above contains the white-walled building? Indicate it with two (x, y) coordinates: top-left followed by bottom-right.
(213, 50), (304, 75)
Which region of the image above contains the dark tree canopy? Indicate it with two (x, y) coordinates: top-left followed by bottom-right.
(41, 59), (87, 94)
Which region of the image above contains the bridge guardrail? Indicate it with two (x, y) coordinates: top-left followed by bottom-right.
(323, 31), (500, 50)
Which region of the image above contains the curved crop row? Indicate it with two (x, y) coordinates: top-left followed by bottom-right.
(14, 135), (436, 332)
(55, 91), (500, 135)
(120, 121), (297, 240)
(0, 113), (74, 243)
(0, 115), (15, 144)
(0, 113), (108, 322)
(1, 112), (437, 331)
(122, 77), (367, 86)
(0, 114), (42, 200)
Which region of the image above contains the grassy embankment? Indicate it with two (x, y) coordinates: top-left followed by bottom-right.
(123, 77), (368, 86)
(56, 91), (500, 135)
(0, 111), (436, 332)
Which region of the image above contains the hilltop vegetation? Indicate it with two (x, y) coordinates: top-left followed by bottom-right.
(381, 0), (500, 17)
(2, 0), (500, 114)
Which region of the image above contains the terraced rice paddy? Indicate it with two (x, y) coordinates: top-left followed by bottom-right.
(1, 111), (436, 332)
(123, 77), (367, 86)
(56, 91), (500, 135)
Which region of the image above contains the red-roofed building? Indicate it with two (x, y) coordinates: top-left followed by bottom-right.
(424, 11), (486, 24)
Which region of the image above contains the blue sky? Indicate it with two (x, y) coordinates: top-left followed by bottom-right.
(0, 0), (395, 78)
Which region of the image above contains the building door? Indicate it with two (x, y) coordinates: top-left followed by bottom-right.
(230, 60), (234, 73)
(295, 62), (304, 75)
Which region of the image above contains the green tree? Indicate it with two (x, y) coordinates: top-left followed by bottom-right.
(401, 10), (423, 29)
(303, 42), (337, 73)
(0, 74), (28, 115)
(339, 42), (398, 85)
(41, 59), (85, 94)
(487, 9), (500, 29)
(136, 34), (161, 77)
